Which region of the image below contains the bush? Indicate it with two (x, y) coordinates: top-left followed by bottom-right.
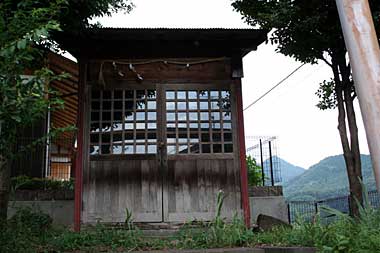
(11, 175), (74, 191)
(247, 155), (264, 186)
(251, 204), (380, 253)
(8, 207), (52, 233)
(0, 208), (53, 253)
(2, 189), (380, 252)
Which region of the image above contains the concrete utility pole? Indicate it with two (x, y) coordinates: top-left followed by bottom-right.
(336, 0), (380, 191)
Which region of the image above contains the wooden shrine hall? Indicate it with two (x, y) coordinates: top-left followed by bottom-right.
(57, 28), (267, 230)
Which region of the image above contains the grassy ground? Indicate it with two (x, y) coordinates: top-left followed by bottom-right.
(1, 205), (380, 253)
(2, 190), (380, 253)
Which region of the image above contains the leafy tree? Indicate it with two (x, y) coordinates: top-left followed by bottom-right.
(232, 0), (380, 217)
(247, 155), (264, 186)
(0, 0), (133, 221)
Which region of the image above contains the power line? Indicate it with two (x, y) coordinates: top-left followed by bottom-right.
(243, 63), (307, 111)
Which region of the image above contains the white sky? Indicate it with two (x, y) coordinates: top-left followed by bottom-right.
(92, 0), (369, 168)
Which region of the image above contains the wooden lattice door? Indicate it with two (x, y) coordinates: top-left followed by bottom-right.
(83, 85), (163, 223)
(161, 84), (242, 222)
(82, 83), (242, 223)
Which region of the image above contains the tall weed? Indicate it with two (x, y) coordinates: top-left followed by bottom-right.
(175, 190), (254, 249)
(252, 188), (380, 253)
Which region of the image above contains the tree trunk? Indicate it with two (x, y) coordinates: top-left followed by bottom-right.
(342, 69), (363, 217)
(331, 57), (363, 217)
(0, 154), (11, 222)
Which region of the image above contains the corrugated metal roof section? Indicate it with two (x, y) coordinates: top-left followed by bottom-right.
(77, 27), (267, 42)
(84, 27), (263, 34)
(55, 26), (268, 60)
(96, 27), (258, 30)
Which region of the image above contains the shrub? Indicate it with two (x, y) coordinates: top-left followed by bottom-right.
(8, 207), (52, 233)
(0, 208), (53, 253)
(247, 155), (264, 186)
(11, 175), (74, 191)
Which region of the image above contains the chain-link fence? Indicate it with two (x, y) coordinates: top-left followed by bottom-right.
(246, 136), (281, 186)
(288, 190), (380, 224)
(13, 136), (74, 180)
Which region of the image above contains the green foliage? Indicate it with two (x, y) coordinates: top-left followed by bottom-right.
(0, 208), (53, 253)
(0, 0), (134, 161)
(247, 155), (263, 186)
(174, 216), (253, 249)
(232, 0), (379, 64)
(9, 207), (52, 233)
(231, 0), (379, 109)
(2, 196), (380, 252)
(174, 191), (254, 249)
(232, 0), (379, 218)
(11, 175), (74, 191)
(0, 0), (68, 161)
(124, 208), (133, 229)
(257, 190), (380, 253)
(57, 0), (133, 31)
(251, 209), (380, 253)
(316, 79), (337, 110)
(48, 225), (144, 252)
(0, 191), (255, 252)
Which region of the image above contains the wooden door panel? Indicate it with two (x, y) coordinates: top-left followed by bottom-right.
(162, 85), (241, 222)
(83, 87), (163, 224)
(165, 158), (241, 222)
(84, 158), (162, 223)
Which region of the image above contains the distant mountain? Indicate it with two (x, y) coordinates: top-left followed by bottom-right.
(277, 157), (306, 183)
(260, 156), (305, 184)
(283, 154), (375, 201)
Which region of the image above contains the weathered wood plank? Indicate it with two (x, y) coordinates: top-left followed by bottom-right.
(87, 59), (232, 83)
(166, 158), (239, 222)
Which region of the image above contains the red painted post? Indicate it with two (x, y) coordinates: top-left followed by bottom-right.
(74, 61), (86, 232)
(235, 79), (251, 227)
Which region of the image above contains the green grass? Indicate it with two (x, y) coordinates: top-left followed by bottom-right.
(2, 190), (380, 252)
(2, 208), (380, 253)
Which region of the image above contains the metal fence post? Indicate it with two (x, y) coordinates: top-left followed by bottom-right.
(287, 203), (292, 224)
(268, 141), (275, 186)
(259, 139), (265, 186)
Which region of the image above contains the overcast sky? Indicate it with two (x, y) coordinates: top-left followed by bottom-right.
(92, 0), (369, 168)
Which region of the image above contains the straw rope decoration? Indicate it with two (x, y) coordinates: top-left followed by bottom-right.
(97, 57), (227, 87)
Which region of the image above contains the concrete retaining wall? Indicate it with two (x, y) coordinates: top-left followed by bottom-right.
(249, 186), (288, 224)
(8, 187), (289, 226)
(8, 200), (74, 225)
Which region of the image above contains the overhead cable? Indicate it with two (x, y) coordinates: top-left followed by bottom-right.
(243, 63), (307, 111)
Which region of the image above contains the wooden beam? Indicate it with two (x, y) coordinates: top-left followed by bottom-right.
(336, 0), (380, 190)
(235, 78), (251, 227)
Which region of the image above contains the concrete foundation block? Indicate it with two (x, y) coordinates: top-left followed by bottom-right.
(249, 196), (288, 224)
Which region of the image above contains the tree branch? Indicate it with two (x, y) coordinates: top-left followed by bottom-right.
(321, 56), (333, 68)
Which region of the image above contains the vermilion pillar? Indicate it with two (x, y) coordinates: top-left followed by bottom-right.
(74, 61), (86, 232)
(235, 79), (251, 227)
